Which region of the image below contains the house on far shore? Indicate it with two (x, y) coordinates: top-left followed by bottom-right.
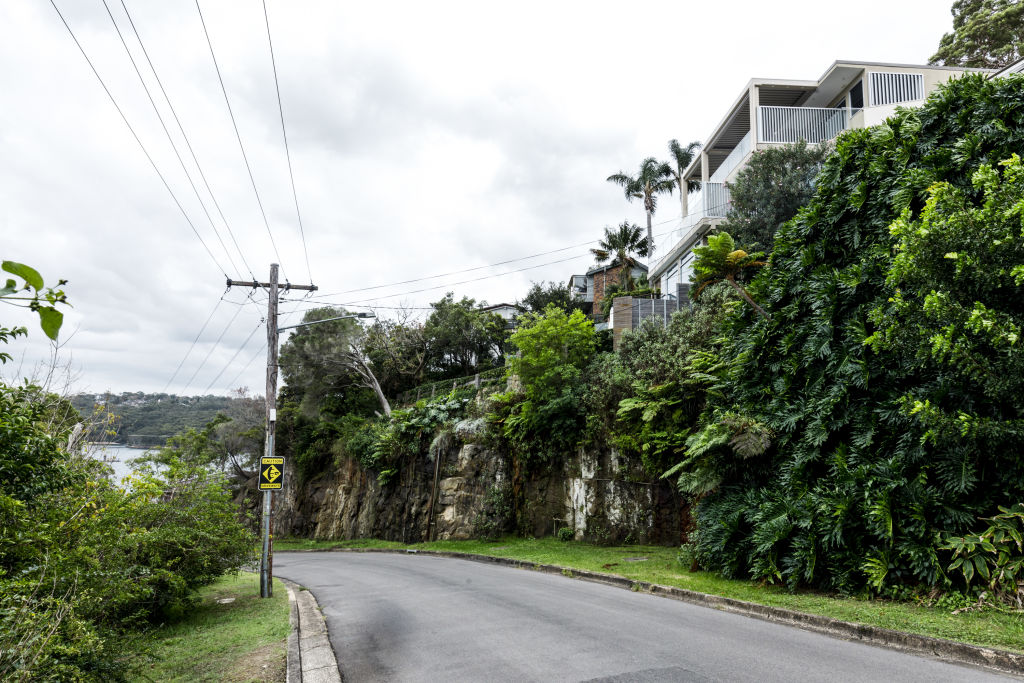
(480, 302), (526, 329)
(568, 261), (648, 319)
(648, 59), (990, 299)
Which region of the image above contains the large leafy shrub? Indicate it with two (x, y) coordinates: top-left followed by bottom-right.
(683, 73), (1024, 593)
(491, 306), (596, 468)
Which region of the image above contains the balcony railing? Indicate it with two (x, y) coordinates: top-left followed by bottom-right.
(710, 130), (752, 184)
(655, 182), (731, 265)
(758, 106), (851, 144)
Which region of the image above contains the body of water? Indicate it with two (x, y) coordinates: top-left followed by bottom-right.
(91, 444), (152, 482)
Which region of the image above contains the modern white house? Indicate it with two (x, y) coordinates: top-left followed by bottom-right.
(650, 60), (989, 296)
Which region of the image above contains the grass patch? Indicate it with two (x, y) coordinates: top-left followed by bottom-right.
(129, 572), (290, 683)
(276, 536), (1024, 653)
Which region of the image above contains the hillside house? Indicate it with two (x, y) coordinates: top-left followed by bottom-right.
(649, 59), (989, 295)
(568, 261), (648, 317)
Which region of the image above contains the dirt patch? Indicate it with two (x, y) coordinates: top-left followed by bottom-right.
(225, 642), (286, 682)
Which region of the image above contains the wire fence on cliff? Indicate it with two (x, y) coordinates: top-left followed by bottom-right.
(395, 366), (507, 406)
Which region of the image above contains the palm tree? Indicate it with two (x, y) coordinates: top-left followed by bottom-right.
(692, 232), (770, 320)
(607, 158), (675, 261)
(590, 221), (650, 290)
(668, 139), (702, 217)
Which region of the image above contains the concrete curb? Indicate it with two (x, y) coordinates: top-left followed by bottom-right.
(282, 547), (1024, 678)
(281, 577), (343, 683)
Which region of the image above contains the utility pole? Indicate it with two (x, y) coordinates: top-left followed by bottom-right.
(227, 265), (317, 598)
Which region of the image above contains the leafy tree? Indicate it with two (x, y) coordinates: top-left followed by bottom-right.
(520, 281), (583, 314)
(667, 139), (702, 218)
(930, 0), (1024, 68)
(607, 158), (676, 260)
(719, 140), (828, 252)
(423, 294), (508, 379)
(691, 232), (768, 319)
(867, 154), (1024, 467)
(279, 307), (378, 418)
(493, 306), (596, 467)
(362, 312), (429, 396)
(590, 221), (650, 290)
(0, 384), (255, 681)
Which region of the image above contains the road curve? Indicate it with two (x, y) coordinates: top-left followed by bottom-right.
(275, 552), (1013, 683)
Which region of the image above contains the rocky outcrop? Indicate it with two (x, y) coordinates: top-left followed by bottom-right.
(267, 420), (685, 545)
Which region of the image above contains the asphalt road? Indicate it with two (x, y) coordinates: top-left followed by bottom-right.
(275, 552), (1014, 682)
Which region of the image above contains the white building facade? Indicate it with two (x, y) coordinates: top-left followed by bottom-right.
(650, 60), (988, 295)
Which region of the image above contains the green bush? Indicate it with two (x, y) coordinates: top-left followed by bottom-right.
(491, 306), (596, 468)
(344, 389), (476, 484)
(0, 384), (256, 681)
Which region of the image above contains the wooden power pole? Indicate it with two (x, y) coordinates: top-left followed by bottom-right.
(227, 264), (317, 598)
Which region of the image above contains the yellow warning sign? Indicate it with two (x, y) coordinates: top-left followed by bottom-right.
(259, 456), (284, 490)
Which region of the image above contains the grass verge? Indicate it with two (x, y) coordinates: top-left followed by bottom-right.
(275, 536), (1023, 653)
(129, 572), (290, 683)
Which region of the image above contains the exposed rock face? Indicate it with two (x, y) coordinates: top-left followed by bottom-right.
(269, 427), (685, 545)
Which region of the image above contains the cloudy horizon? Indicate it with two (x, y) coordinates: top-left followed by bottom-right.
(1, 0), (956, 396)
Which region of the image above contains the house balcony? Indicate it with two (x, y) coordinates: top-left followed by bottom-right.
(709, 130), (752, 183)
(653, 182), (731, 272)
(757, 105), (854, 144)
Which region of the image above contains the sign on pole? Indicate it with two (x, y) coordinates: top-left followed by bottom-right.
(259, 456), (284, 490)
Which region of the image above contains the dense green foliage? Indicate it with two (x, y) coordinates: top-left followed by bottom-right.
(720, 140), (829, 252)
(423, 294), (509, 379)
(691, 232), (769, 319)
(676, 74), (1024, 594)
(491, 306), (597, 468)
(0, 384), (256, 681)
(519, 280), (584, 314)
(931, 0), (1023, 68)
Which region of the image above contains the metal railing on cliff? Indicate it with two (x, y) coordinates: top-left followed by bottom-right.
(395, 366), (507, 406)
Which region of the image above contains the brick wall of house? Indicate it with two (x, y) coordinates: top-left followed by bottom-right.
(592, 264), (629, 305)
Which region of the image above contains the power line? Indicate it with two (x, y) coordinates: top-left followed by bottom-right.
(49, 0), (228, 277)
(195, 0), (286, 277)
(291, 252), (591, 308)
(204, 319), (263, 393)
(298, 215), (684, 302)
(261, 0), (312, 284)
(163, 295), (224, 392)
(100, 0), (243, 277)
(225, 341), (266, 391)
(117, 0), (256, 279)
(221, 301), (303, 393)
(179, 299), (250, 394)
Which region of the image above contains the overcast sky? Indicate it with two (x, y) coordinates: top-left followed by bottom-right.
(1, 0), (954, 396)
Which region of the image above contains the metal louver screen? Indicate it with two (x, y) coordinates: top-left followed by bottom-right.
(869, 72), (924, 106)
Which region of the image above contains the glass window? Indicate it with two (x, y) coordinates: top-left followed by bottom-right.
(850, 80), (864, 109)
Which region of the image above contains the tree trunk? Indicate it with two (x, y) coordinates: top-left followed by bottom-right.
(679, 179), (688, 218)
(726, 275), (770, 320)
(646, 209), (655, 264)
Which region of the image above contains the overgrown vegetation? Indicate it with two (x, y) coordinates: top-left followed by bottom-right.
(676, 74), (1024, 598)
(0, 265), (257, 681)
